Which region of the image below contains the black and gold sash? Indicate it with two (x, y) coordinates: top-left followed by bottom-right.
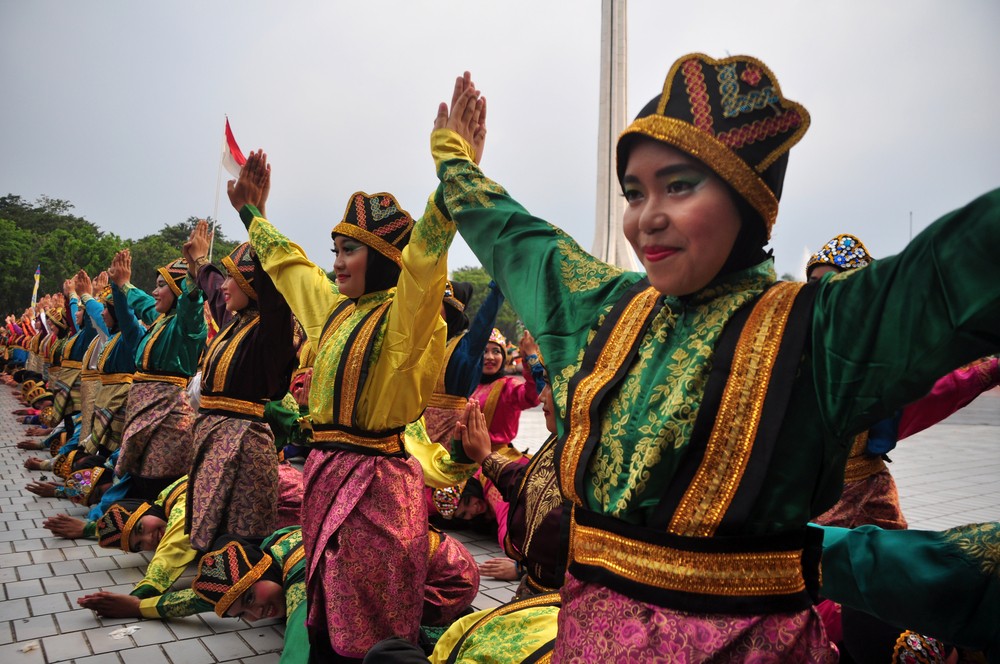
(558, 279), (822, 613)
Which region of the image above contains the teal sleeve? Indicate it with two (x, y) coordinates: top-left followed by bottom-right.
(125, 284), (160, 326)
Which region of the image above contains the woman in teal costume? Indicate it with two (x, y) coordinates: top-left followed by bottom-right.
(427, 62), (1000, 661)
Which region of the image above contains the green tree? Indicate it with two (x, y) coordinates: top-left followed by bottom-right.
(450, 266), (522, 342)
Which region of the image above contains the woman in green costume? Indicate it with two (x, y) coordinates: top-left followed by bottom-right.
(425, 60), (1000, 660)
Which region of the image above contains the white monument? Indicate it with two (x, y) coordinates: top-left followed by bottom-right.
(592, 0), (635, 269)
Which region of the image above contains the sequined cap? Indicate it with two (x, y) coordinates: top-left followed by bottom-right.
(617, 53), (810, 237)
(488, 328), (508, 350)
(805, 234), (873, 277)
(331, 192), (414, 267)
(192, 537), (274, 616)
(221, 242), (258, 301)
(63, 466), (110, 504)
(432, 482), (466, 519)
(156, 258), (189, 298)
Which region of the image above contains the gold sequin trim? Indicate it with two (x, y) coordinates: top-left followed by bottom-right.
(570, 516), (804, 597)
(843, 454), (886, 484)
(60, 360), (83, 369)
(331, 223), (402, 267)
(620, 115), (778, 235)
(121, 502), (151, 553)
(428, 529), (443, 559)
(338, 301), (391, 426)
(559, 287), (661, 505)
(427, 393), (467, 410)
(283, 547), (305, 579)
(221, 254), (258, 300)
(217, 553), (274, 617)
(100, 373), (134, 385)
(139, 315), (171, 369)
(199, 395), (265, 419)
(208, 313), (260, 394)
(133, 371), (188, 388)
(669, 282), (801, 537)
(317, 304), (355, 356)
(311, 428), (404, 455)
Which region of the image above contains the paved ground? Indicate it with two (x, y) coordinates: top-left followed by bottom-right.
(1, 386), (997, 663)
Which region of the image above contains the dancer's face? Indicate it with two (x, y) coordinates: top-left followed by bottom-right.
(228, 579), (286, 622)
(540, 385), (556, 434)
(332, 236), (368, 299)
(132, 514), (167, 552)
(622, 140), (742, 296)
(807, 265), (840, 282)
(482, 343), (505, 377)
(222, 276), (250, 313)
(152, 277), (176, 314)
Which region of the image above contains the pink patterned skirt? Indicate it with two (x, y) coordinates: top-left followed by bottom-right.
(116, 381), (194, 479)
(187, 413), (278, 551)
(554, 573), (838, 662)
(423, 529), (480, 626)
(302, 448), (429, 658)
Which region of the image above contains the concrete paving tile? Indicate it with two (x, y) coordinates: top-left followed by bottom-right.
(42, 574), (83, 594)
(13, 538), (46, 552)
(51, 558), (88, 575)
(242, 654), (281, 664)
(45, 536), (82, 549)
(28, 546), (65, 563)
(129, 620), (177, 646)
(5, 579), (44, 599)
(28, 592), (71, 615)
(0, 566), (16, 583)
(0, 598), (31, 621)
(109, 567), (146, 585)
(0, 640), (46, 663)
(201, 611), (250, 634)
(202, 632), (256, 660)
(13, 614), (60, 641)
(121, 644), (171, 664)
(62, 543), (100, 559)
(166, 615), (214, 639)
(42, 630), (91, 662)
(0, 551), (31, 567)
(84, 625), (139, 653)
(162, 638), (217, 664)
(83, 556), (120, 572)
(75, 653), (125, 664)
(116, 552), (151, 569)
(240, 626), (284, 654)
(55, 608), (103, 633)
(0, 619), (11, 645)
(77, 570), (115, 589)
(16, 562), (52, 580)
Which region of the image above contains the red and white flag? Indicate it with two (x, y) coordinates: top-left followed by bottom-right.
(222, 117), (247, 178)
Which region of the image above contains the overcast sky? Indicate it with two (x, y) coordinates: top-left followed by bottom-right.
(3, 0), (998, 279)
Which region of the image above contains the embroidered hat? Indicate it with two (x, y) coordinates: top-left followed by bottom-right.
(617, 53), (810, 237)
(805, 234), (873, 277)
(21, 379), (38, 398)
(221, 242), (258, 301)
(432, 482), (467, 519)
(47, 307), (69, 331)
(26, 385), (53, 406)
(53, 449), (79, 480)
(443, 281), (466, 313)
(331, 192), (414, 267)
(97, 500), (151, 552)
(98, 286), (114, 307)
(156, 258), (189, 298)
(64, 465), (111, 504)
(488, 328), (508, 350)
(192, 537), (275, 616)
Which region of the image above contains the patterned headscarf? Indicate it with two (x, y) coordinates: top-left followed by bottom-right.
(805, 234), (873, 277)
(331, 192), (414, 267)
(221, 242), (258, 301)
(63, 465), (111, 504)
(156, 258), (189, 298)
(192, 536), (276, 616)
(617, 53), (810, 238)
(96, 500), (165, 552)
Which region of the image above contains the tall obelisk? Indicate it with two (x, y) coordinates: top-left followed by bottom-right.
(592, 0), (634, 269)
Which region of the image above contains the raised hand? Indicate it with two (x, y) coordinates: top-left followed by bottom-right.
(93, 271), (109, 292)
(457, 398), (492, 464)
(519, 329), (539, 359)
(63, 278), (76, 298)
(227, 149), (271, 217)
(74, 270), (93, 297)
(184, 220), (212, 275)
(108, 249), (131, 287)
(434, 71), (487, 164)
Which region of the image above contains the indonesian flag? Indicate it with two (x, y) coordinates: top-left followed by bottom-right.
(222, 118), (247, 178)
(30, 265), (41, 306)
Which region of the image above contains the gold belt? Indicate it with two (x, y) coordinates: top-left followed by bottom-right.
(427, 393), (469, 410)
(133, 371), (188, 388)
(61, 360), (83, 369)
(81, 370), (102, 382)
(311, 428), (405, 455)
(843, 454), (887, 484)
(200, 395), (266, 419)
(569, 512), (806, 598)
(100, 373), (134, 385)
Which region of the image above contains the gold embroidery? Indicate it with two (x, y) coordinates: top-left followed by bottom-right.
(100, 373), (133, 385)
(669, 281), (801, 537)
(199, 395), (265, 419)
(570, 515), (805, 597)
(97, 333), (121, 371)
(338, 301), (391, 425)
(140, 314), (172, 369)
(520, 439), (562, 555)
(208, 313), (260, 393)
(310, 428), (404, 455)
(943, 521), (1000, 578)
(557, 236), (624, 294)
(560, 287), (661, 505)
(283, 547), (305, 579)
(428, 529), (442, 559)
(133, 371), (187, 388)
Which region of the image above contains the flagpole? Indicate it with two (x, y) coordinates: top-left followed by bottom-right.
(209, 122), (226, 263)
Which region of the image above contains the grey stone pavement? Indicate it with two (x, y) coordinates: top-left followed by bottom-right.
(0, 386), (997, 663)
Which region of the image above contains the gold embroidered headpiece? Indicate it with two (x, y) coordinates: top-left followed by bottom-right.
(331, 192), (414, 267)
(192, 537), (275, 616)
(64, 466), (110, 504)
(156, 258), (189, 298)
(805, 234), (873, 277)
(26, 385), (53, 406)
(488, 328), (507, 350)
(617, 53), (810, 237)
(47, 307), (69, 331)
(97, 500), (151, 552)
(221, 242), (258, 301)
(443, 281), (465, 313)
